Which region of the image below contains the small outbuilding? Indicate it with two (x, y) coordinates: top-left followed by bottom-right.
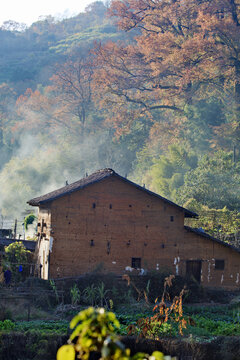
(28, 168), (240, 289)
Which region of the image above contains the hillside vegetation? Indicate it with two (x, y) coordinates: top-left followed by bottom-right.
(0, 0), (239, 243)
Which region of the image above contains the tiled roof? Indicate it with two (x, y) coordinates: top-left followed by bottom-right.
(28, 168), (197, 218)
(28, 168), (114, 206)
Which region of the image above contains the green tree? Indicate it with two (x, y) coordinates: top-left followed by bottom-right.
(183, 98), (226, 153)
(177, 151), (240, 210)
(146, 144), (198, 200)
(4, 241), (31, 281)
(184, 199), (240, 244)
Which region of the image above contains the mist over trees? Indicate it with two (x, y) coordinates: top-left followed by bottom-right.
(0, 0), (239, 240)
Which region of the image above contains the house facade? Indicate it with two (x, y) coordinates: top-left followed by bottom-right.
(28, 168), (240, 289)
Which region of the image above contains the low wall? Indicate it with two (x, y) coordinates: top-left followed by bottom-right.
(1, 333), (240, 360)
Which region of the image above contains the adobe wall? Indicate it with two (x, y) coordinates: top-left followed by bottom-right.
(49, 176), (184, 277)
(36, 206), (51, 280)
(46, 176), (240, 289)
(182, 230), (240, 290)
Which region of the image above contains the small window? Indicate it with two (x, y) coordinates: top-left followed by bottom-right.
(92, 203), (96, 209)
(170, 216), (174, 222)
(132, 257), (141, 269)
(129, 204), (132, 208)
(215, 260), (225, 270)
(109, 204), (112, 209)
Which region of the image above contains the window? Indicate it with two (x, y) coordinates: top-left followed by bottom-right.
(170, 216), (174, 222)
(92, 203), (96, 209)
(215, 260), (225, 270)
(132, 257), (141, 269)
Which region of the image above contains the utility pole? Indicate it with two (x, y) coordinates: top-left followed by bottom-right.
(14, 219), (17, 239)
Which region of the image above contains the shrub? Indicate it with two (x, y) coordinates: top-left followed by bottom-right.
(126, 275), (188, 339)
(57, 307), (171, 360)
(3, 242), (32, 282)
(0, 319), (15, 331)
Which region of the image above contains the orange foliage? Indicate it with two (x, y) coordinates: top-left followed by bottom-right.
(51, 56), (94, 129)
(93, 0), (240, 135)
(15, 56), (99, 137)
(16, 87), (71, 135)
(126, 275), (188, 338)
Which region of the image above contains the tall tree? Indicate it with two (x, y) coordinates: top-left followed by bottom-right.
(177, 151), (240, 210)
(16, 55), (98, 138)
(94, 0), (240, 139)
(51, 56), (95, 133)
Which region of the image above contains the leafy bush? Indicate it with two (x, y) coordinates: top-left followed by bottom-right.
(0, 319), (16, 331)
(57, 307), (171, 360)
(3, 241), (32, 282)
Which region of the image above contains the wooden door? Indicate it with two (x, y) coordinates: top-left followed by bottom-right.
(186, 260), (202, 283)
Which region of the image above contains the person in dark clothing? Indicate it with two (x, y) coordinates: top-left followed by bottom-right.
(4, 269), (11, 285)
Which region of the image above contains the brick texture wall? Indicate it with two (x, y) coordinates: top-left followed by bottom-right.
(36, 176), (240, 289)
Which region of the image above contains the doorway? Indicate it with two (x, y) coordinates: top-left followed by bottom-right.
(186, 260), (202, 283)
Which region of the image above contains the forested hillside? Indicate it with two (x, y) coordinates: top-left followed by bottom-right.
(0, 0), (239, 242)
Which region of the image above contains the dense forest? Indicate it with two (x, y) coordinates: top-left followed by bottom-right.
(0, 0), (239, 242)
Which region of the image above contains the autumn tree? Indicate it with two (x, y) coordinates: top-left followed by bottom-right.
(93, 0), (240, 140)
(51, 56), (95, 132)
(16, 55), (99, 139)
(16, 87), (73, 138)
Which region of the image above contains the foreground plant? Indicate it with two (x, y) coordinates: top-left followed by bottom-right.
(70, 284), (81, 306)
(127, 275), (188, 338)
(57, 307), (173, 360)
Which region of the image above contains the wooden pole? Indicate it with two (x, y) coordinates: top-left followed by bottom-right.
(14, 219), (17, 239)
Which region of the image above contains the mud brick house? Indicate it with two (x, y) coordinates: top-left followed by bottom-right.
(28, 168), (240, 289)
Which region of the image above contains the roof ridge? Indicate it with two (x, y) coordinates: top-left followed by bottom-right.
(28, 168), (115, 206)
(27, 168), (197, 218)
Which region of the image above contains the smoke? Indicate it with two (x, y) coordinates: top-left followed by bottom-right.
(0, 128), (135, 223)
